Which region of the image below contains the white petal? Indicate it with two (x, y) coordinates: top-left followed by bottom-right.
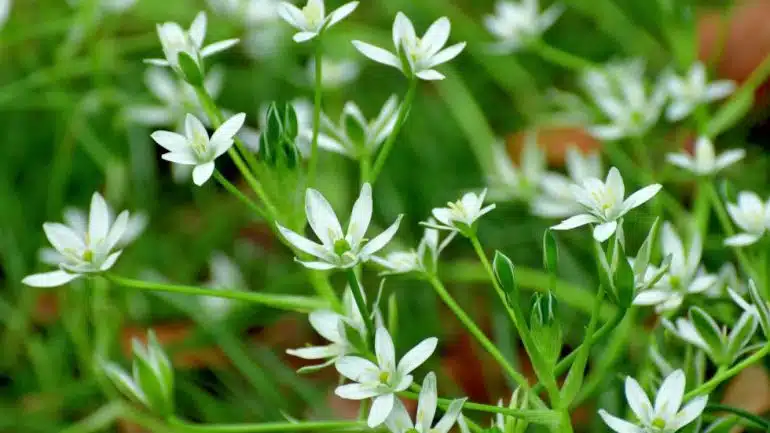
(327, 1), (358, 27)
(598, 409), (644, 433)
(724, 233), (761, 247)
(352, 40), (401, 70)
(99, 251), (122, 271)
(200, 38), (240, 58)
(704, 81), (736, 101)
(192, 161), (216, 186)
(334, 383), (380, 400)
(426, 42), (466, 68)
(347, 183), (373, 249)
(714, 149), (745, 171)
(385, 399), (414, 433)
(278, 2), (306, 29)
(294, 31), (318, 43)
(633, 289), (671, 306)
(625, 377), (653, 424)
(375, 327), (396, 370)
(551, 214), (599, 231)
(296, 259), (338, 270)
(305, 188), (344, 248)
(622, 184), (662, 214)
(211, 112), (246, 144)
(417, 372), (438, 432)
(151, 131), (189, 152)
(421, 17), (451, 56)
(670, 396), (708, 430)
(276, 224), (333, 261)
(22, 270), (80, 287)
(593, 221), (618, 242)
(189, 11), (207, 48)
(335, 356), (379, 382)
(654, 369), (685, 420)
(589, 124), (627, 141)
(309, 310), (344, 343)
(434, 398), (466, 433)
(43, 223), (85, 254)
(688, 275), (718, 294)
(162, 151), (198, 165)
(416, 69), (445, 81)
(286, 344), (341, 360)
(144, 58), (171, 67)
(397, 336), (437, 375)
(88, 192), (111, 244)
(103, 211), (129, 252)
(665, 153), (694, 171)
(360, 215), (403, 258)
(666, 101), (693, 122)
(368, 393), (395, 428)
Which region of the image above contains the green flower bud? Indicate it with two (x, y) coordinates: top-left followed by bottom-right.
(529, 293), (562, 367)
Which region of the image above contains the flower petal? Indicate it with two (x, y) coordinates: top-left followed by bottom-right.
(670, 396), (708, 431)
(593, 221), (618, 242)
(278, 2), (306, 29)
(421, 17), (450, 56)
(286, 344), (341, 360)
(162, 151), (198, 165)
(360, 215), (403, 258)
(622, 184), (662, 214)
(417, 372), (438, 432)
(368, 393), (395, 428)
(346, 183), (373, 249)
(22, 270), (80, 287)
(200, 38), (240, 58)
(416, 69), (445, 81)
(551, 214), (599, 231)
(654, 369), (685, 420)
(375, 327), (396, 371)
(352, 40), (401, 70)
(724, 233), (761, 247)
(309, 310), (344, 343)
(334, 383), (379, 400)
(151, 130), (189, 152)
(189, 11), (207, 48)
(335, 356), (380, 382)
(276, 224), (333, 261)
(88, 192), (111, 244)
(293, 31), (318, 43)
(624, 377), (653, 424)
(397, 336), (437, 375)
(598, 409), (644, 433)
(43, 223), (85, 254)
(211, 112), (246, 144)
(99, 251), (122, 271)
(426, 42), (466, 68)
(192, 161), (216, 186)
(305, 188), (344, 248)
(327, 1), (358, 27)
(433, 397), (466, 433)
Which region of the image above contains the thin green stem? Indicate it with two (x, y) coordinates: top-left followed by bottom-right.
(630, 135), (652, 174)
(370, 78), (418, 183)
(684, 344), (770, 400)
(468, 235), (561, 407)
(399, 391), (556, 424)
(59, 402), (122, 433)
(308, 43), (323, 187)
(530, 41), (595, 72)
(213, 171), (266, 219)
(427, 275), (534, 395)
(104, 274), (327, 313)
(345, 269), (375, 344)
(705, 404), (770, 429)
(170, 418), (367, 432)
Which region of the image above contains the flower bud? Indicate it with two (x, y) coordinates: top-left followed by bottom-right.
(177, 51), (204, 87)
(542, 229), (558, 275)
(529, 292), (562, 367)
(259, 102), (301, 169)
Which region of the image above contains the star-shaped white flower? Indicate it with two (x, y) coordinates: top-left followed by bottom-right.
(426, 190), (496, 234)
(551, 167), (661, 242)
(318, 95), (400, 159)
(384, 372), (466, 433)
(664, 62), (736, 122)
(198, 252), (247, 319)
(583, 59), (667, 141)
(23, 193), (131, 287)
(666, 136), (744, 176)
(533, 146), (604, 218)
(278, 0), (358, 43)
(371, 221), (456, 275)
(484, 0), (563, 54)
(276, 183), (403, 270)
(151, 112), (246, 186)
(598, 369), (708, 433)
(353, 12), (466, 81)
(145, 12), (240, 71)
(486, 134), (546, 202)
(662, 308), (757, 365)
(633, 223), (718, 312)
(724, 191), (770, 247)
(334, 327), (438, 427)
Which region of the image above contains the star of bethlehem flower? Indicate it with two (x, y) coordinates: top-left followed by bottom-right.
(371, 221), (456, 275)
(729, 280), (770, 340)
(551, 167), (662, 242)
(666, 136), (744, 176)
(425, 189), (496, 235)
(277, 183), (403, 270)
(533, 145), (604, 218)
(633, 223), (718, 313)
(664, 61), (736, 122)
(198, 252), (247, 319)
(287, 286), (376, 370)
(384, 372), (466, 433)
(486, 133), (546, 202)
(598, 369), (707, 433)
(582, 59), (667, 141)
(151, 112), (246, 186)
(353, 12), (466, 81)
(484, 0), (564, 54)
(335, 327), (438, 427)
(146, 12), (240, 72)
(724, 191), (770, 247)
(23, 193), (131, 287)
(308, 57), (360, 89)
(318, 95), (399, 160)
(278, 0), (358, 43)
(663, 307), (757, 365)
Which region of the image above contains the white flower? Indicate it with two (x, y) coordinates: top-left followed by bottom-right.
(664, 62), (736, 122)
(353, 13), (466, 81)
(287, 287), (370, 369)
(384, 372), (465, 433)
(551, 167), (661, 242)
(598, 369), (707, 433)
(308, 57), (359, 89)
(633, 223), (717, 313)
(724, 191), (770, 247)
(0, 0), (10, 30)
(666, 136), (744, 176)
(371, 222), (456, 275)
(318, 95), (399, 159)
(486, 134), (546, 202)
(484, 0), (563, 53)
(23, 193), (131, 287)
(151, 113), (246, 186)
(207, 0), (280, 25)
(276, 183), (403, 270)
(335, 327), (438, 427)
(278, 0), (358, 43)
(582, 59), (667, 140)
(145, 12), (240, 71)
(533, 146), (604, 218)
(426, 190), (496, 234)
(199, 252), (246, 318)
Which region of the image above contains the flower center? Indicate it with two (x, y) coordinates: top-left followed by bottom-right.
(651, 417), (666, 429)
(334, 238), (352, 256)
(378, 371), (390, 384)
(191, 130), (209, 158)
(302, 2), (323, 27)
(82, 249), (94, 262)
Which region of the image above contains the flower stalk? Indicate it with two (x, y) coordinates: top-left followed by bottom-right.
(369, 77), (417, 183)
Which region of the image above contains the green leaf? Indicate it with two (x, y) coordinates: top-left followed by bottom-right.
(748, 280), (770, 339)
(177, 52), (204, 87)
(542, 229), (559, 275)
(706, 89), (754, 138)
(283, 103), (298, 139)
(613, 243), (635, 308)
(593, 241), (617, 305)
(689, 307), (726, 364)
(634, 218), (660, 277)
(726, 313), (757, 364)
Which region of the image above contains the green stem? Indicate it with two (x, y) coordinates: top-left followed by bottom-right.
(684, 344), (770, 400)
(630, 135), (652, 174)
(705, 404), (770, 429)
(468, 235), (561, 407)
(170, 418), (367, 432)
(104, 274), (327, 313)
(427, 275), (534, 396)
(345, 269), (375, 345)
(308, 43), (323, 188)
(213, 171), (266, 219)
(369, 78), (418, 183)
(59, 403), (122, 433)
(399, 391), (555, 423)
(530, 41), (595, 72)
